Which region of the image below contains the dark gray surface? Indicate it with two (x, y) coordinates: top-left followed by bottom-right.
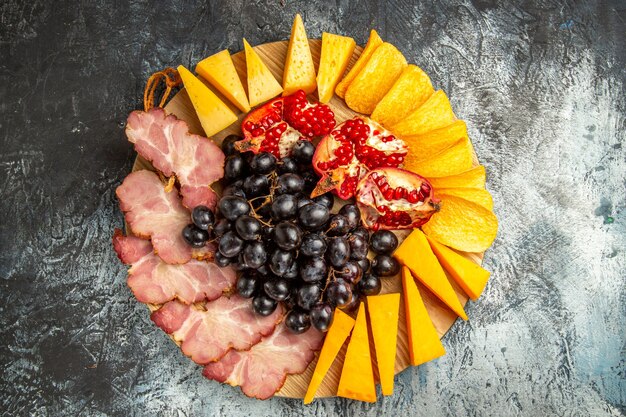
(1, 1), (624, 416)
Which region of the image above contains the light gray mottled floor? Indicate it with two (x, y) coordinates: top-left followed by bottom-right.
(0, 1), (624, 416)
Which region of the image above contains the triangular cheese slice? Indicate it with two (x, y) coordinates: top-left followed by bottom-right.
(283, 14), (316, 95)
(335, 29), (383, 98)
(177, 65), (238, 137)
(195, 50), (250, 112)
(317, 32), (356, 103)
(304, 309), (355, 404)
(367, 293), (400, 396)
(426, 236), (490, 300)
(243, 38), (283, 107)
(394, 229), (468, 320)
(337, 303), (376, 402)
(401, 266), (446, 365)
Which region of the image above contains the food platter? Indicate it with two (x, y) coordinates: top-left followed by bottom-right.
(130, 39), (483, 399)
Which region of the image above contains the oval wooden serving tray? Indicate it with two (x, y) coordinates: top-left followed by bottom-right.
(132, 39), (483, 399)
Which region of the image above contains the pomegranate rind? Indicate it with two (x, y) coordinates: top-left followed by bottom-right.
(335, 29), (383, 99)
(427, 166), (486, 189)
(371, 65), (434, 128)
(344, 43), (407, 114)
(422, 195), (498, 253)
(403, 139), (473, 178)
(356, 168), (439, 230)
(389, 90), (456, 136)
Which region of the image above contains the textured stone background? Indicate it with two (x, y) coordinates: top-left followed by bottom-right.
(1, 0), (624, 416)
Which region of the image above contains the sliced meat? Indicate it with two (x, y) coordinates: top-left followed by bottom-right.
(203, 324), (324, 399)
(151, 296), (283, 365)
(113, 231), (235, 305)
(126, 108), (224, 209)
(116, 170), (210, 264)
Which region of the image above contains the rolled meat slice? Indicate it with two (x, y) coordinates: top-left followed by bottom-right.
(126, 108), (224, 209)
(151, 296), (283, 365)
(116, 170), (209, 264)
(203, 324), (324, 399)
(112, 231), (235, 305)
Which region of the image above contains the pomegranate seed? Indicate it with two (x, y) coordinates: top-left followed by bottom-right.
(408, 190), (419, 203)
(421, 183), (431, 194)
(383, 188), (394, 200)
(394, 187), (406, 199)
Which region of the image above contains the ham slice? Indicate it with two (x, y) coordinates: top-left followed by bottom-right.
(116, 170), (210, 264)
(112, 231), (235, 305)
(126, 108), (224, 209)
(151, 296), (283, 365)
(203, 324), (324, 399)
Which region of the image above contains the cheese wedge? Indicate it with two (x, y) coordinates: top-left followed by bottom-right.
(427, 165), (486, 189)
(401, 120), (469, 164)
(337, 303), (376, 402)
(345, 43), (407, 114)
(389, 90), (456, 137)
(426, 236), (491, 300)
(195, 50), (250, 112)
(437, 188), (494, 211)
(304, 309), (355, 404)
(371, 65), (434, 128)
(367, 293), (400, 396)
(403, 138), (473, 178)
(283, 14), (316, 95)
(243, 38), (283, 107)
(317, 32), (356, 103)
(335, 29), (383, 98)
(177, 65), (238, 137)
(394, 229), (468, 320)
(401, 266), (446, 365)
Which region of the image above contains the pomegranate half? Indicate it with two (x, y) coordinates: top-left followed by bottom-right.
(311, 117), (408, 199)
(356, 168), (440, 230)
(234, 90), (336, 158)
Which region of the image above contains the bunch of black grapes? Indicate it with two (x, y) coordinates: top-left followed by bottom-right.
(182, 135), (400, 334)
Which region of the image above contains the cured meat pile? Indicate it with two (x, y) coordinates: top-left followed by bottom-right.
(113, 109), (322, 399)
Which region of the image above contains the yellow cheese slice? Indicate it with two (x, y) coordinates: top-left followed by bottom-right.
(177, 65), (238, 137)
(367, 293), (400, 396)
(304, 309), (355, 404)
(337, 303), (376, 402)
(317, 32), (356, 103)
(243, 38), (283, 107)
(394, 229), (468, 320)
(335, 29), (383, 98)
(195, 49), (250, 113)
(283, 14), (316, 95)
(401, 266), (446, 365)
(426, 236), (491, 300)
